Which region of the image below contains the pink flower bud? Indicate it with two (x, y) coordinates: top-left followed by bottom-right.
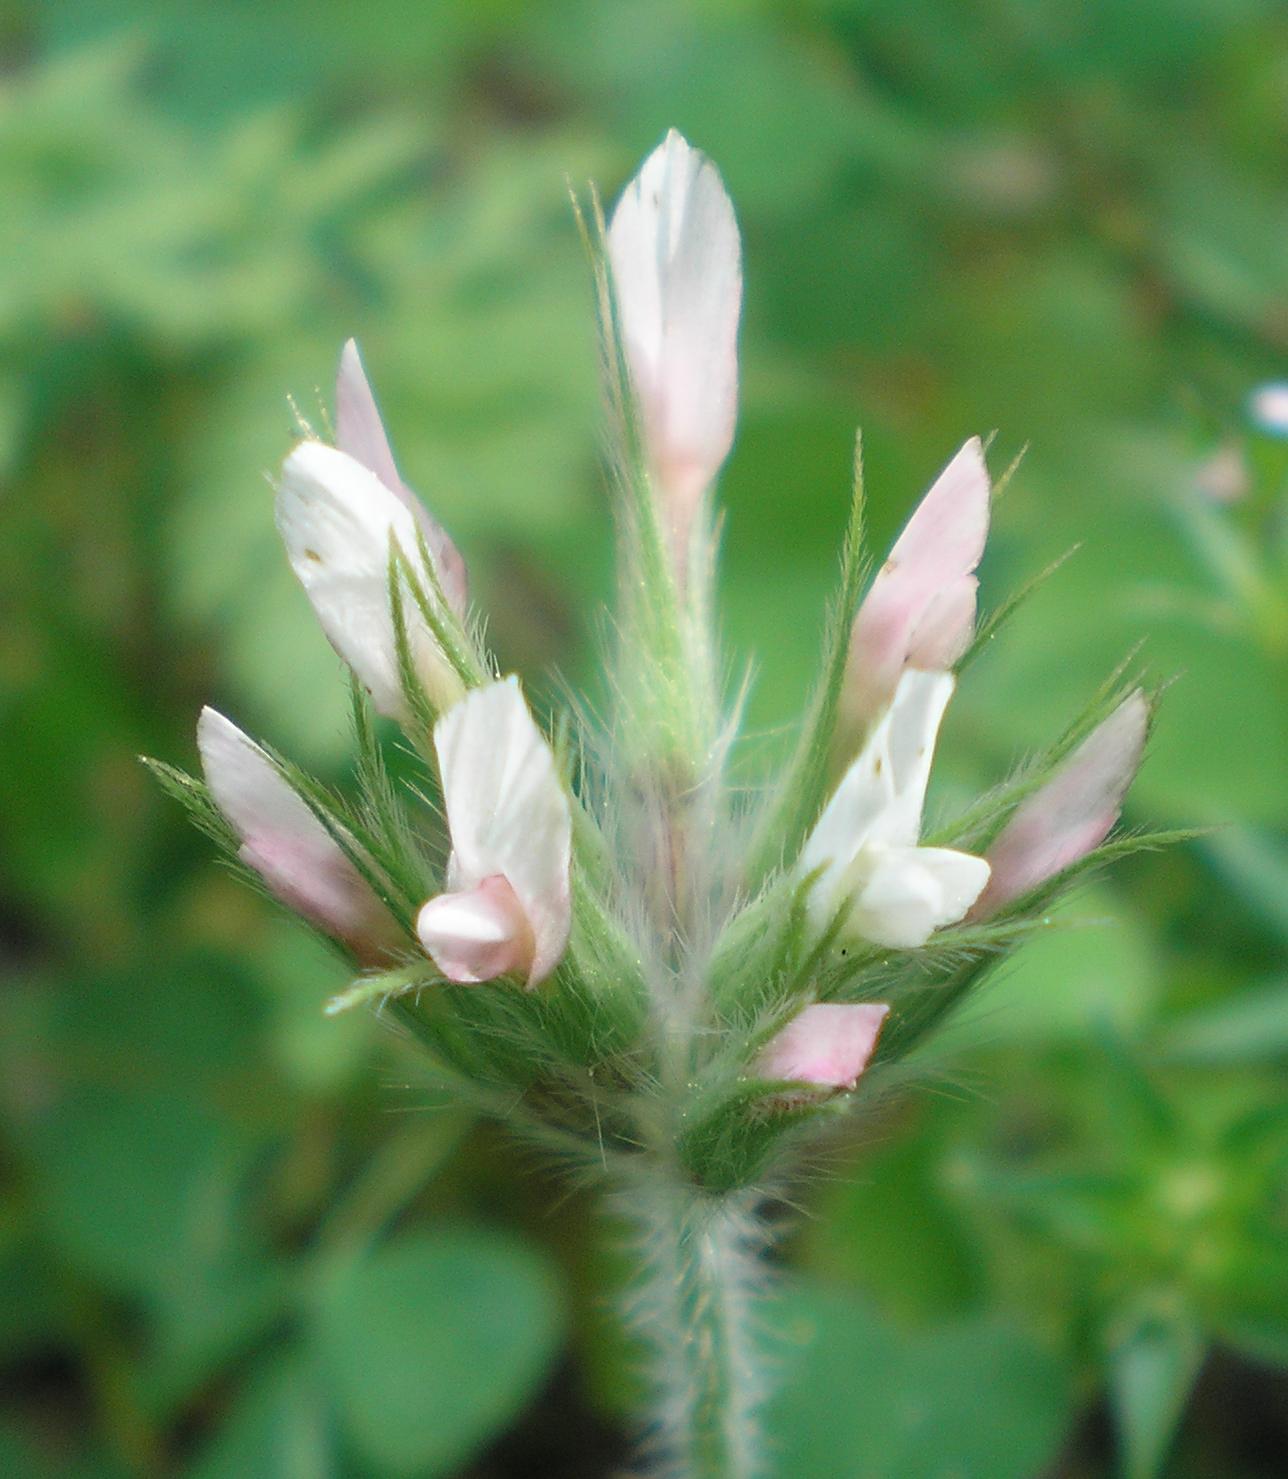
(757, 1003), (890, 1090)
(197, 708), (402, 961)
(335, 340), (469, 616)
(607, 131), (742, 565)
(971, 691), (1149, 918)
(842, 438), (991, 730)
(419, 679), (572, 987)
(276, 440), (465, 721)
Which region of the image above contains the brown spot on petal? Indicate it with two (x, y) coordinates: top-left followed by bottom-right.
(303, 548), (323, 563)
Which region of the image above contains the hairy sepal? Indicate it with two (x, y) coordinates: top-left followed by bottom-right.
(743, 434), (869, 888)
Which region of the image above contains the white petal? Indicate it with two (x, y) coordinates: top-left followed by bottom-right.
(416, 875), (534, 983)
(608, 130), (742, 521)
(197, 707), (399, 953)
(802, 670), (956, 928)
(872, 669), (956, 847)
(974, 691), (1148, 917)
(335, 341), (469, 615)
(276, 440), (463, 720)
(844, 844), (991, 949)
(434, 678), (572, 984)
(756, 1003), (890, 1090)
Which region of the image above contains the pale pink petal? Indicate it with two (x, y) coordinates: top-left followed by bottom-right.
(608, 131), (742, 552)
(416, 875), (534, 983)
(433, 679), (572, 985)
(335, 338), (403, 494)
(335, 341), (469, 616)
(844, 439), (990, 725)
(972, 691), (1148, 917)
(907, 576), (978, 670)
(757, 1003), (890, 1089)
(197, 707), (401, 958)
(276, 440), (464, 720)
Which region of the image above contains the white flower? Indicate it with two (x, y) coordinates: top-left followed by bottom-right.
(197, 707), (402, 959)
(842, 438), (991, 729)
(275, 439), (465, 721)
(608, 130), (742, 552)
(971, 690), (1148, 918)
(335, 340), (469, 616)
(416, 678), (572, 986)
(1249, 381), (1288, 439)
(802, 669), (990, 949)
(756, 1003), (890, 1090)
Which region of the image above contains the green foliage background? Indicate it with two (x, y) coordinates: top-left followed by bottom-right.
(2, 1), (1286, 1474)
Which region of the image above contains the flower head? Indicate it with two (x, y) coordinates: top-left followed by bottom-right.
(802, 670), (990, 949)
(416, 678), (572, 986)
(756, 1003), (890, 1090)
(971, 690), (1149, 918)
(842, 438), (991, 732)
(608, 130), (742, 561)
(197, 707), (402, 960)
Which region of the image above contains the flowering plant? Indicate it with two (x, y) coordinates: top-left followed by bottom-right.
(149, 131), (1172, 1476)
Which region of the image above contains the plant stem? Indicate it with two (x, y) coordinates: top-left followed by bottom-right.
(616, 1176), (769, 1478)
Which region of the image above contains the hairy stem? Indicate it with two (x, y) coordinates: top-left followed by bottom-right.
(615, 1177), (770, 1478)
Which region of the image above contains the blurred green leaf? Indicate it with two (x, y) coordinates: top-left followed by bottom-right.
(945, 888), (1160, 1046)
(190, 1354), (334, 1479)
(767, 1279), (1076, 1479)
(312, 1228), (564, 1477)
(1161, 977), (1288, 1064)
(1106, 1304), (1205, 1479)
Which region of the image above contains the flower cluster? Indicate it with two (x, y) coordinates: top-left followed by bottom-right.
(157, 131), (1156, 1185)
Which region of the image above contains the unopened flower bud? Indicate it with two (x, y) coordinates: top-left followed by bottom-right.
(197, 707), (402, 960)
(335, 340), (469, 616)
(757, 1003), (890, 1090)
(841, 438), (991, 732)
(417, 678), (572, 987)
(971, 690), (1149, 918)
(608, 130), (742, 567)
(802, 670), (991, 949)
(276, 440), (465, 721)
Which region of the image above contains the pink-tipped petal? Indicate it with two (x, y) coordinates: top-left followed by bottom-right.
(608, 131), (742, 551)
(757, 1003), (890, 1090)
(197, 707), (401, 958)
(844, 439), (990, 725)
(433, 679), (572, 985)
(416, 875), (534, 983)
(972, 691), (1149, 918)
(907, 575), (978, 670)
(335, 341), (469, 615)
(336, 338), (402, 495)
(276, 440), (464, 720)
